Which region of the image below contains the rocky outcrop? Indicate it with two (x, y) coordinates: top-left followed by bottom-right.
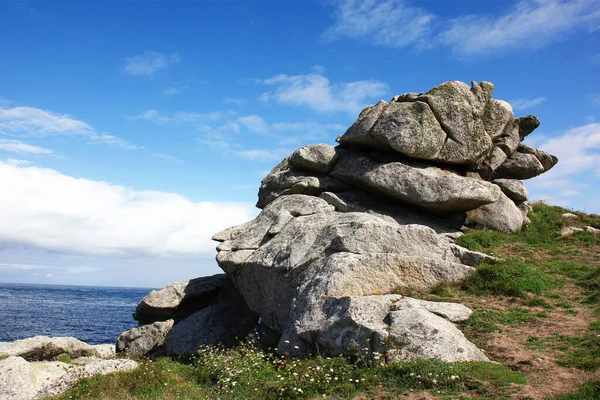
(133, 274), (238, 324)
(116, 320), (173, 358)
(0, 338), (136, 400)
(0, 336), (112, 361)
(164, 304), (257, 358)
(118, 274), (257, 358)
(211, 80), (557, 363)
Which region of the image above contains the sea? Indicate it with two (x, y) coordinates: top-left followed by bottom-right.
(0, 283), (155, 345)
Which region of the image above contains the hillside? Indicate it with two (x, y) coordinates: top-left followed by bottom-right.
(52, 202), (600, 400)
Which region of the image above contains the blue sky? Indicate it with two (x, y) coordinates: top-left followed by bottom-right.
(0, 0), (599, 287)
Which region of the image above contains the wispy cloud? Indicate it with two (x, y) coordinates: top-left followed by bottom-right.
(234, 148), (294, 161)
(0, 160), (256, 257)
(123, 51), (180, 77)
(509, 97), (547, 111)
(0, 106), (94, 136)
(538, 123), (600, 178)
(129, 109), (224, 124)
(323, 0), (434, 49)
(0, 262), (50, 270)
(223, 97), (247, 106)
(163, 85), (189, 96)
(0, 139), (52, 154)
(238, 115), (270, 134)
(259, 72), (388, 114)
(528, 123), (600, 203)
(0, 106), (137, 150)
(326, 0), (600, 56)
(150, 153), (184, 163)
(440, 0), (600, 55)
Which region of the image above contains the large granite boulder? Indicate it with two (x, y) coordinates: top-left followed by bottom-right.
(0, 336), (104, 361)
(0, 339), (136, 400)
(133, 274), (234, 324)
(210, 80), (558, 363)
(164, 304), (258, 358)
(116, 320), (173, 358)
(119, 274), (257, 358)
(466, 192), (525, 233)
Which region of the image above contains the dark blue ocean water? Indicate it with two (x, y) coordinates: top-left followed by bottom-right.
(0, 283), (154, 345)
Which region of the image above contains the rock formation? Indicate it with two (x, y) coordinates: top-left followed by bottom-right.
(210, 81), (557, 362)
(0, 336), (136, 400)
(116, 274), (258, 358)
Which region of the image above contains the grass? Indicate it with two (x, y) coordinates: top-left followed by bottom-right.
(554, 379), (600, 399)
(57, 354), (72, 364)
(55, 345), (525, 400)
(0, 354), (8, 361)
(53, 202), (600, 399)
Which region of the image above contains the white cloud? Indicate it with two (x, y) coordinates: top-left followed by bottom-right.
(509, 97), (547, 110)
(440, 0), (600, 55)
(324, 0), (434, 48)
(326, 0), (600, 56)
(0, 161), (256, 257)
(66, 266), (104, 274)
(238, 115), (270, 134)
(130, 109), (224, 124)
(259, 72), (388, 114)
(0, 106), (93, 136)
(223, 97), (247, 106)
(123, 52), (180, 77)
(0, 262), (50, 270)
(162, 86), (189, 96)
(89, 133), (138, 150)
(234, 148), (293, 161)
(150, 153), (184, 163)
(539, 123), (600, 177)
(0, 106), (137, 150)
(527, 123), (600, 205)
(6, 159), (32, 167)
(0, 139), (52, 154)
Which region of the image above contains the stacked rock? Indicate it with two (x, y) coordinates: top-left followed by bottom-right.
(212, 81), (557, 362)
(116, 274), (257, 358)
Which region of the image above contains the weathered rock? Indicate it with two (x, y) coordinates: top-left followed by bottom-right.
(289, 144), (338, 174)
(209, 80), (559, 363)
(482, 98), (513, 140)
(36, 359), (138, 399)
(561, 227), (584, 236)
(163, 304), (258, 357)
(390, 297), (472, 323)
(518, 144), (558, 170)
(494, 151), (544, 180)
(494, 144), (558, 180)
(492, 178), (528, 202)
(585, 226), (600, 234)
(0, 353), (137, 400)
(116, 320), (173, 358)
(386, 309), (489, 362)
(416, 81), (492, 164)
(91, 344), (115, 359)
(133, 274), (231, 324)
(0, 336), (101, 361)
(562, 213), (578, 219)
(256, 157), (351, 208)
(367, 101), (446, 160)
(291, 295), (485, 362)
(0, 356), (40, 400)
(330, 152), (500, 212)
(215, 194), (487, 356)
(466, 192), (524, 233)
(337, 100), (389, 147)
